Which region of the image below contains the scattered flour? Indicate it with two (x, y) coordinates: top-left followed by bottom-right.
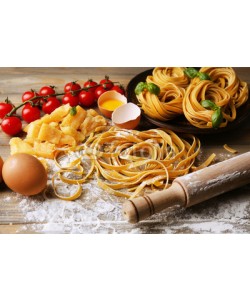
(12, 187), (250, 233)
(163, 221), (236, 234)
(2, 196), (11, 203)
(16, 180), (124, 233)
(1, 155), (250, 233)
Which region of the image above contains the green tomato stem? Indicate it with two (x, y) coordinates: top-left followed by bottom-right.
(6, 81), (121, 117)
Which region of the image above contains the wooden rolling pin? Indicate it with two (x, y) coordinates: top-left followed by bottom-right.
(122, 151), (250, 223)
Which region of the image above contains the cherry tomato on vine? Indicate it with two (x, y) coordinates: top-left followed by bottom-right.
(22, 90), (39, 103)
(83, 79), (98, 94)
(62, 93), (79, 107)
(99, 76), (114, 90)
(111, 85), (125, 95)
(94, 86), (107, 100)
(0, 102), (13, 119)
(39, 86), (56, 97)
(64, 81), (81, 95)
(79, 90), (95, 107)
(1, 116), (22, 136)
(22, 104), (41, 123)
(42, 97), (61, 114)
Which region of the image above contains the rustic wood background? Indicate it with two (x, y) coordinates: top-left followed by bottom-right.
(1, 67), (250, 233)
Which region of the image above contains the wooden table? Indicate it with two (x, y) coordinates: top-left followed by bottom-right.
(1, 67), (250, 234)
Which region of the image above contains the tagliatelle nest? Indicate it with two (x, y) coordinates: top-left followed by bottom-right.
(51, 127), (215, 201)
(137, 67), (248, 128)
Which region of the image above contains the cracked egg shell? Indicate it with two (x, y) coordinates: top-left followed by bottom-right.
(112, 103), (141, 130)
(98, 91), (127, 119)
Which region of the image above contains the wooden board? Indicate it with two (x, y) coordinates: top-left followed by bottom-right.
(1, 67), (250, 234)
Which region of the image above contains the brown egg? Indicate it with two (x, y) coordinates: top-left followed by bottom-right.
(0, 156), (3, 183)
(2, 153), (47, 196)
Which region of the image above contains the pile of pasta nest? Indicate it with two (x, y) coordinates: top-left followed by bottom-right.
(136, 67), (248, 129)
(51, 126), (215, 201)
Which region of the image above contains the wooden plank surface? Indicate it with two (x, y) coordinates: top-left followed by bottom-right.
(1, 67), (250, 234)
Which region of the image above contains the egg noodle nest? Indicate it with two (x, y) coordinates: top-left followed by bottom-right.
(51, 126), (215, 201)
(137, 67), (248, 128)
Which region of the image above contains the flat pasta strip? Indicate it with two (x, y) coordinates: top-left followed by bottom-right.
(223, 144), (238, 154)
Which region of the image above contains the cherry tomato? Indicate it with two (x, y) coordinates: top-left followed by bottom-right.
(0, 102), (13, 119)
(64, 81), (81, 95)
(39, 86), (56, 97)
(62, 93), (79, 107)
(1, 116), (22, 136)
(94, 86), (107, 100)
(83, 79), (98, 94)
(42, 97), (61, 114)
(111, 85), (125, 95)
(22, 104), (41, 123)
(22, 90), (39, 103)
(99, 76), (114, 90)
(79, 91), (95, 107)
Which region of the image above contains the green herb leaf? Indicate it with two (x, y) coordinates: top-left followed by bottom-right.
(201, 100), (223, 128)
(201, 100), (218, 110)
(198, 72), (211, 80)
(135, 82), (147, 95)
(212, 108), (223, 128)
(147, 83), (160, 95)
(184, 67), (199, 79)
(70, 106), (77, 116)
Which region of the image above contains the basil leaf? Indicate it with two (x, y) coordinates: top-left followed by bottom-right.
(212, 108), (223, 128)
(70, 106), (77, 116)
(147, 83), (160, 95)
(184, 67), (199, 79)
(135, 82), (147, 95)
(201, 100), (218, 110)
(198, 72), (211, 80)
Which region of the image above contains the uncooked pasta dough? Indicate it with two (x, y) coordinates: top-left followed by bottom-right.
(146, 67), (190, 88)
(183, 80), (235, 128)
(199, 67), (248, 108)
(137, 83), (185, 121)
(136, 67), (248, 128)
(51, 127), (215, 200)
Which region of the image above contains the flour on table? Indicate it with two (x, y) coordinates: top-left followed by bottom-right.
(2, 155), (250, 233)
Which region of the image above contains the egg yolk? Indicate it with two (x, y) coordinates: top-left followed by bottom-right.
(100, 99), (124, 111)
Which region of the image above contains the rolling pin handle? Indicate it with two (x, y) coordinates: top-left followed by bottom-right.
(122, 200), (140, 224)
(122, 182), (187, 223)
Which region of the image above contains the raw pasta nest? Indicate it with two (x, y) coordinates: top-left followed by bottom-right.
(137, 82), (185, 121)
(199, 67), (248, 108)
(146, 67), (190, 88)
(183, 80), (235, 128)
(137, 67), (248, 128)
(51, 127), (215, 200)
